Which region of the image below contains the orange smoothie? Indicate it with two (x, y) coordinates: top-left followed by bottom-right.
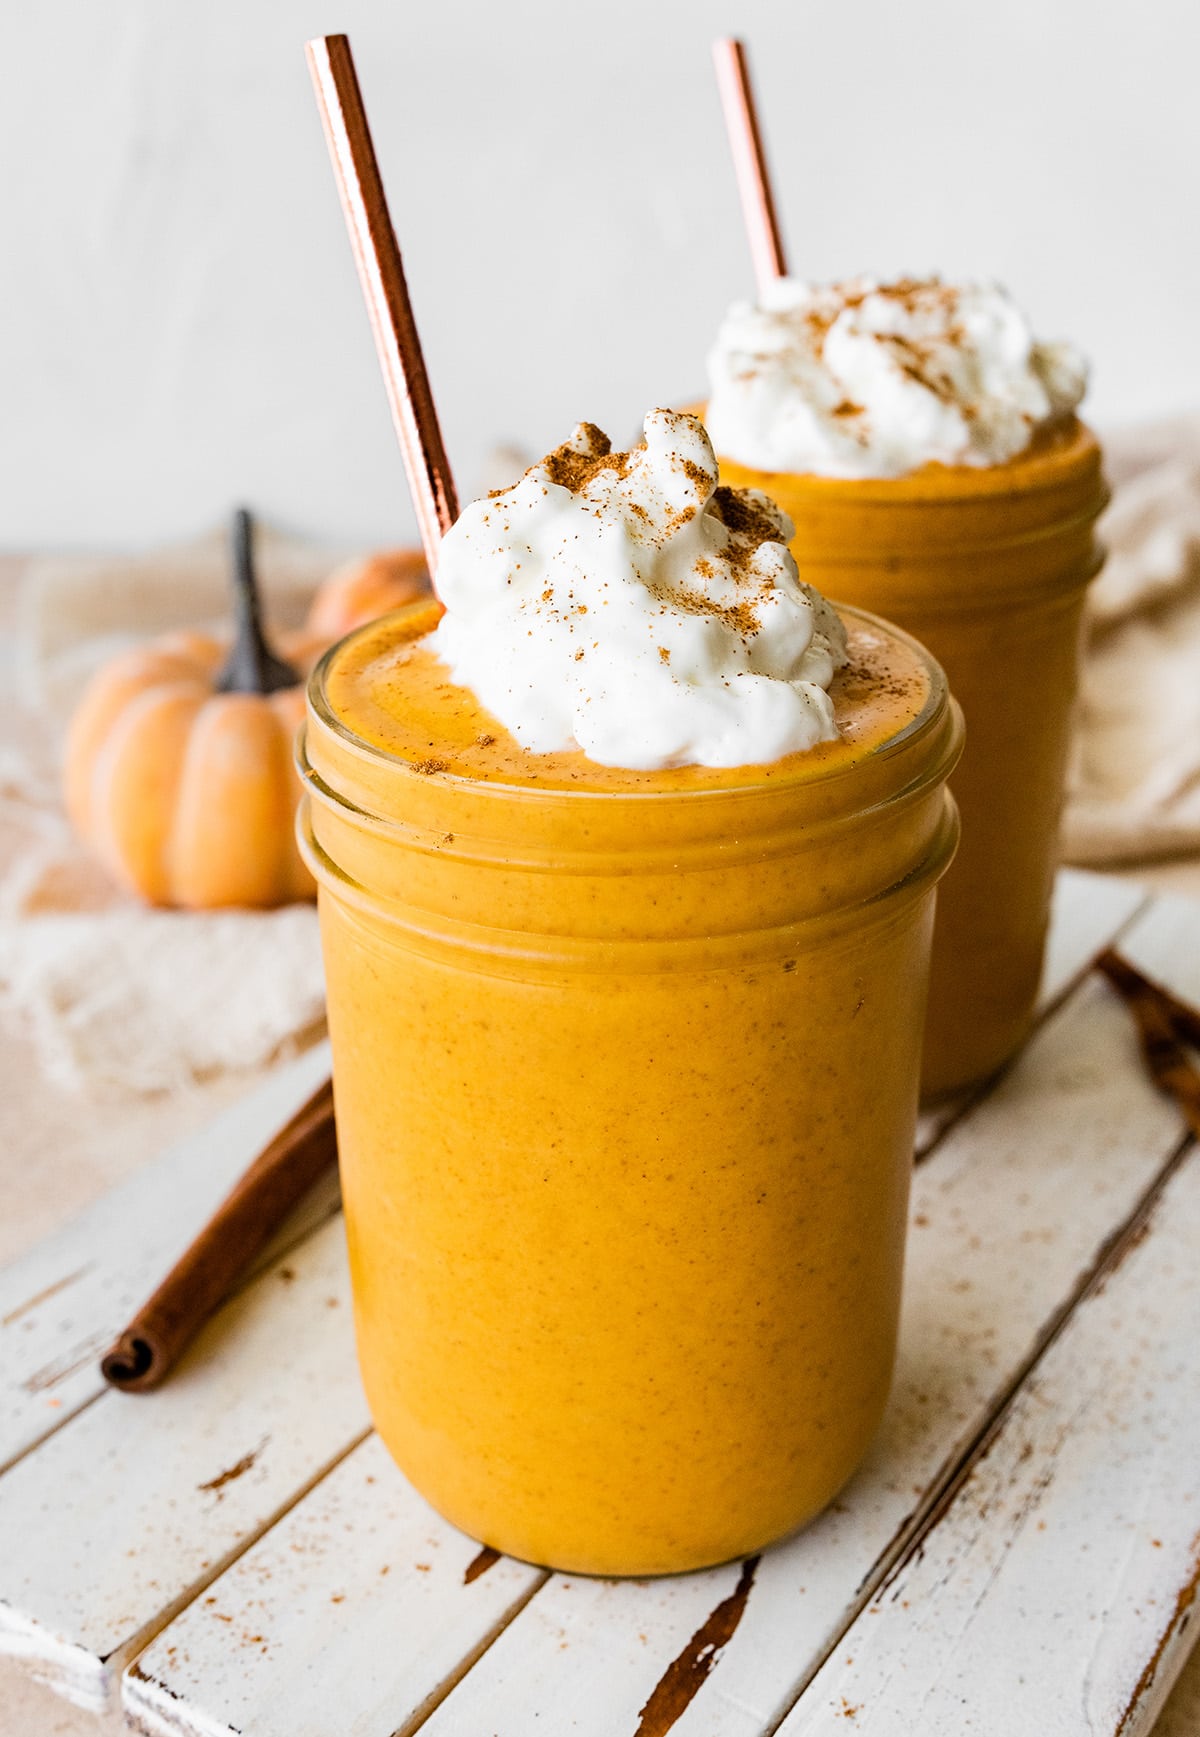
(717, 420), (1106, 1098)
(300, 596), (962, 1575)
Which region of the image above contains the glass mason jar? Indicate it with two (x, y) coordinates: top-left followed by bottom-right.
(717, 420), (1107, 1100)
(299, 599), (962, 1576)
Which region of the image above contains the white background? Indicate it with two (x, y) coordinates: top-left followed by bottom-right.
(3, 0), (1197, 549)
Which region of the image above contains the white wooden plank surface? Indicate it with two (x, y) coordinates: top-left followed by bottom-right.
(406, 890), (1200, 1737)
(779, 1147), (1200, 1737)
(1038, 868), (1148, 1014)
(124, 1434), (546, 1737)
(0, 1211), (369, 1713)
(0, 1040), (337, 1475)
(121, 884), (1200, 1737)
(914, 868), (1147, 1154)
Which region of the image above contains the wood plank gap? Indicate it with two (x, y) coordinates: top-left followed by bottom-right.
(914, 888), (1154, 1171)
(117, 1422), (375, 1706)
(753, 1120), (1198, 1737)
(0, 1043), (336, 1475)
(1113, 1546), (1200, 1737)
(388, 1568), (553, 1737)
(123, 1431), (549, 1737)
(0, 1384), (107, 1484)
(0, 1179), (343, 1483)
(775, 1144), (1200, 1737)
(0, 1210), (369, 1713)
(1033, 888), (1153, 1032)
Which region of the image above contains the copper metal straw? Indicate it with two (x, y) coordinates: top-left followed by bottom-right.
(712, 37), (788, 296)
(101, 37), (462, 1394)
(306, 33), (458, 574)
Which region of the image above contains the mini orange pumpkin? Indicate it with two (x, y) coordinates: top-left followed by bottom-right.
(305, 546), (431, 640)
(65, 511), (321, 910)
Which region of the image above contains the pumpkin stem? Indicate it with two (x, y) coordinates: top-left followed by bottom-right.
(214, 508), (300, 696)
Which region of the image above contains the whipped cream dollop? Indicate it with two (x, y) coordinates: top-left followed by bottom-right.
(427, 410), (848, 770)
(706, 276), (1088, 478)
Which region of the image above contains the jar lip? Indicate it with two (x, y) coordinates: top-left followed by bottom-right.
(297, 789), (961, 966)
(307, 601), (954, 808)
(710, 415), (1104, 504)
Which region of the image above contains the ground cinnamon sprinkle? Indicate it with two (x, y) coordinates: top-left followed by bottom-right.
(709, 486), (784, 546)
(485, 419), (794, 647)
(792, 277), (965, 371)
(836, 658), (918, 704)
(543, 424), (636, 494)
(716, 597), (763, 634)
(882, 330), (965, 404)
(653, 581), (763, 637)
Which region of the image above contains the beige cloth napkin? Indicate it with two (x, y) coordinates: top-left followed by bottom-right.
(1063, 417), (1200, 865)
(0, 528), (341, 1096)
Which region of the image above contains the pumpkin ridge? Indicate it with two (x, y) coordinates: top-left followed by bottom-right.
(62, 513), (413, 910)
(65, 658), (212, 834)
(88, 685), (209, 903)
(168, 695), (303, 909)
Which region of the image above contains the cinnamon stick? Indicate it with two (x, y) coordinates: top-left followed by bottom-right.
(1096, 948), (1200, 1056)
(100, 1077), (337, 1392)
(1095, 949), (1200, 1139)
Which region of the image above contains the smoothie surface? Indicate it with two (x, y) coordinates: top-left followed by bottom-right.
(320, 604), (933, 795)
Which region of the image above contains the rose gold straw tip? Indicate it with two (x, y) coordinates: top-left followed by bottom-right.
(710, 33), (787, 292)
